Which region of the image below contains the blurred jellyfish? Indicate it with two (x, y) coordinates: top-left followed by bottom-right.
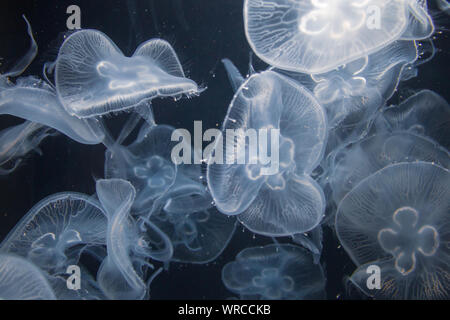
(373, 90), (450, 149)
(0, 254), (56, 300)
(105, 124), (178, 214)
(244, 0), (433, 74)
(207, 70), (327, 236)
(292, 226), (323, 263)
(149, 164), (236, 264)
(222, 244), (326, 300)
(0, 121), (55, 175)
(336, 162), (449, 299)
(96, 179), (171, 300)
(437, 0), (450, 15)
(0, 192), (108, 274)
(55, 29), (201, 118)
(327, 131), (449, 207)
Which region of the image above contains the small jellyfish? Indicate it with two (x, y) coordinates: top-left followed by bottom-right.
(55, 29), (201, 118)
(150, 164), (236, 264)
(207, 70), (327, 236)
(328, 131), (450, 207)
(336, 162), (449, 299)
(96, 179), (170, 300)
(222, 244), (326, 300)
(105, 124), (178, 214)
(0, 192), (108, 275)
(0, 254), (56, 300)
(0, 121), (55, 175)
(244, 0), (433, 73)
(373, 90), (450, 149)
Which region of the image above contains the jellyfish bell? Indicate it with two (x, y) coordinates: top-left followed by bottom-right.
(207, 70), (327, 236)
(55, 30), (201, 118)
(244, 0), (433, 74)
(335, 162), (449, 299)
(222, 244), (326, 300)
(0, 254), (56, 300)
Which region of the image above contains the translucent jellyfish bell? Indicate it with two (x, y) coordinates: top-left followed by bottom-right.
(328, 131), (450, 207)
(55, 30), (200, 118)
(222, 244), (326, 300)
(105, 124), (178, 214)
(244, 0), (433, 74)
(336, 162), (450, 299)
(207, 70), (327, 236)
(0, 192), (108, 274)
(0, 254), (56, 300)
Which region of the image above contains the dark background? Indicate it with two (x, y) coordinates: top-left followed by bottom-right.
(0, 0), (448, 300)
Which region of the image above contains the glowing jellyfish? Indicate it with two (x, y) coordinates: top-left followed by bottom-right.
(328, 131), (450, 207)
(96, 179), (170, 300)
(0, 192), (108, 274)
(0, 254), (56, 300)
(374, 90), (450, 149)
(149, 164), (236, 264)
(207, 70), (327, 236)
(105, 124), (178, 214)
(222, 244), (326, 300)
(244, 0), (433, 73)
(55, 29), (200, 118)
(0, 121), (55, 175)
(336, 162), (449, 299)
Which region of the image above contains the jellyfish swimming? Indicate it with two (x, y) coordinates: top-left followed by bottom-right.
(373, 90), (450, 149)
(55, 29), (201, 118)
(244, 0), (434, 74)
(105, 124), (178, 214)
(0, 254), (56, 300)
(0, 192), (108, 274)
(336, 162), (449, 299)
(0, 121), (55, 175)
(222, 244), (326, 300)
(149, 163), (237, 264)
(96, 178), (169, 300)
(327, 131), (450, 208)
(207, 70), (327, 236)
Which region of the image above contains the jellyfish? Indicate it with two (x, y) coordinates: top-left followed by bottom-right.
(105, 124), (178, 214)
(149, 164), (237, 264)
(55, 29), (201, 118)
(96, 179), (170, 300)
(373, 90), (450, 149)
(327, 131), (449, 208)
(222, 244), (326, 300)
(244, 0), (433, 74)
(0, 121), (55, 175)
(0, 192), (108, 275)
(0, 254), (56, 300)
(437, 0), (450, 15)
(336, 162), (449, 299)
(292, 225), (323, 263)
(207, 70), (327, 236)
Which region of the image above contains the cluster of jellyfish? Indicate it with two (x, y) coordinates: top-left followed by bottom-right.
(0, 0), (448, 300)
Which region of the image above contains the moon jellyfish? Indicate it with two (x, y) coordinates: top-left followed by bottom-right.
(373, 90), (450, 149)
(336, 162), (449, 299)
(0, 76), (105, 145)
(0, 192), (108, 274)
(150, 164), (236, 264)
(292, 226), (323, 264)
(96, 179), (170, 300)
(328, 131), (450, 207)
(0, 254), (56, 300)
(105, 124), (178, 214)
(0, 121), (55, 175)
(55, 29), (200, 118)
(244, 0), (433, 74)
(222, 244), (326, 300)
(207, 70), (327, 236)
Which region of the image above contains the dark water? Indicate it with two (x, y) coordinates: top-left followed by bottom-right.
(0, 0), (448, 300)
